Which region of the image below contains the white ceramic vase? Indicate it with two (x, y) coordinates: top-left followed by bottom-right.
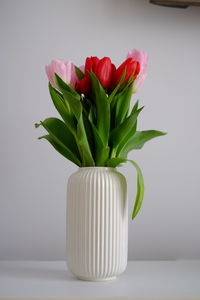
(66, 167), (128, 281)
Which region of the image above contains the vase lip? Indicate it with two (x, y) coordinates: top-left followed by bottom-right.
(78, 166), (115, 171)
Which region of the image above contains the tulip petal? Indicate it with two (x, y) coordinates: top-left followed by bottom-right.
(70, 64), (78, 88)
(45, 59), (78, 91)
(53, 59), (68, 83)
(127, 49), (148, 91)
(133, 73), (147, 93)
(127, 49), (148, 73)
(65, 61), (72, 84)
(45, 64), (56, 88)
(96, 57), (113, 89)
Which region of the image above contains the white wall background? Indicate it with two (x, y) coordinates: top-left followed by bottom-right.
(0, 0), (200, 260)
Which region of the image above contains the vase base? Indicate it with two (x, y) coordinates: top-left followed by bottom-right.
(77, 275), (117, 282)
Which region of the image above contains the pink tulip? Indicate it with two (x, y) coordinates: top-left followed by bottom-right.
(45, 59), (77, 90)
(127, 49), (148, 92)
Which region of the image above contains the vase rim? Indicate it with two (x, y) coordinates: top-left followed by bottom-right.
(79, 167), (115, 171)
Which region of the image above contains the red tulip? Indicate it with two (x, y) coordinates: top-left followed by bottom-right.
(114, 58), (140, 86)
(85, 57), (99, 78)
(95, 57), (113, 89)
(85, 56), (114, 90)
(75, 57), (99, 95)
(112, 63), (117, 74)
(75, 76), (91, 95)
(76, 56), (117, 95)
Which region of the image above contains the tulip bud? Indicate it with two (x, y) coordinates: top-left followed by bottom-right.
(45, 60), (77, 90)
(76, 56), (116, 95)
(85, 57), (99, 78)
(127, 49), (148, 92)
(95, 57), (113, 89)
(127, 49), (148, 74)
(114, 58), (140, 86)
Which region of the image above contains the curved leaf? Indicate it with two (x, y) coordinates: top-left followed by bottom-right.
(119, 130), (167, 157)
(54, 75), (94, 166)
(49, 83), (75, 133)
(75, 66), (84, 80)
(110, 107), (143, 156)
(77, 115), (95, 167)
(38, 118), (81, 166)
(106, 157), (144, 220)
(62, 91), (82, 121)
(115, 83), (133, 126)
(128, 159), (144, 220)
(55, 73), (80, 99)
(106, 157), (127, 168)
(132, 100), (139, 114)
(39, 135), (81, 166)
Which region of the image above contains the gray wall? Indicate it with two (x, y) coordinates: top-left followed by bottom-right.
(0, 0), (200, 260)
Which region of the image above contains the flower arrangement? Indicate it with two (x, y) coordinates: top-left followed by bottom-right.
(35, 49), (166, 219)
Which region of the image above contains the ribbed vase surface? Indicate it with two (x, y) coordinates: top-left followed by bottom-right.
(66, 167), (128, 281)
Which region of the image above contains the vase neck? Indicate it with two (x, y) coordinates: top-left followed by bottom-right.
(78, 167), (115, 171)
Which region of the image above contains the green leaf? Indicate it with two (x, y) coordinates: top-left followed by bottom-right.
(108, 69), (126, 104)
(40, 118), (80, 157)
(75, 66), (84, 80)
(116, 109), (143, 156)
(90, 72), (110, 146)
(57, 84), (94, 166)
(38, 118), (81, 166)
(128, 159), (144, 220)
(115, 83), (133, 126)
(77, 114), (95, 167)
(49, 83), (75, 134)
(89, 122), (110, 166)
(132, 100), (139, 114)
(106, 157), (144, 220)
(109, 71), (128, 131)
(38, 134), (81, 166)
(82, 112), (95, 160)
(62, 91), (82, 121)
(106, 157), (127, 168)
(120, 130), (167, 157)
(88, 106), (96, 125)
(81, 96), (92, 117)
(53, 76), (94, 166)
(110, 107), (143, 155)
(54, 74), (83, 122)
(54, 73), (80, 99)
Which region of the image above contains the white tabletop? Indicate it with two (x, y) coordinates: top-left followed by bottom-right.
(0, 260), (200, 298)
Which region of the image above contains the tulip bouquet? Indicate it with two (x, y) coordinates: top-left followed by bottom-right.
(35, 49), (166, 219)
